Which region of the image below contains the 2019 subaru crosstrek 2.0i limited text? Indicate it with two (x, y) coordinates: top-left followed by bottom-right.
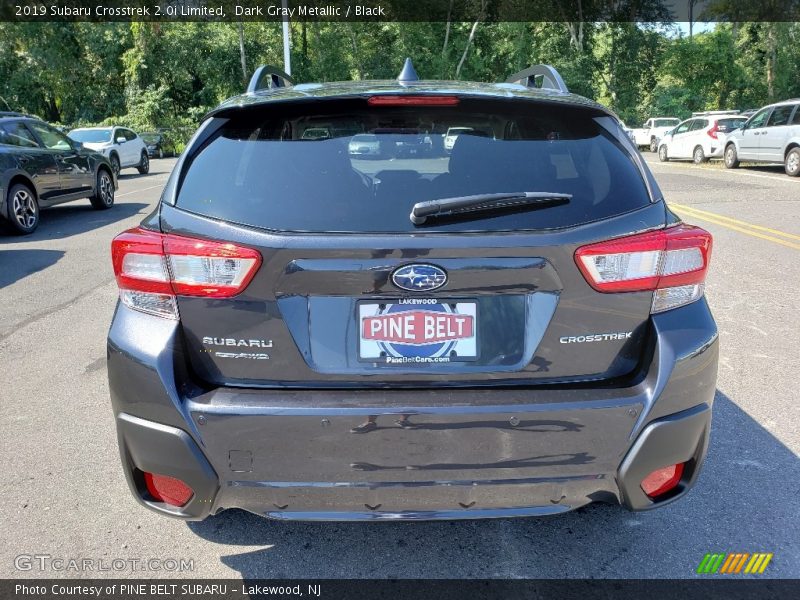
(107, 64), (717, 521)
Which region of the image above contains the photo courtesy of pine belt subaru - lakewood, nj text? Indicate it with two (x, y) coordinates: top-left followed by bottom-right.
(107, 61), (718, 521)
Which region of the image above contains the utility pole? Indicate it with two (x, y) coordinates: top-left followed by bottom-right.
(282, 0), (292, 75)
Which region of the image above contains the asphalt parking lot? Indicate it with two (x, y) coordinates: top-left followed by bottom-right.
(1, 155), (798, 579)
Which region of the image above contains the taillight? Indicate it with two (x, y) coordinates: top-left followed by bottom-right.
(367, 95), (459, 106)
(143, 472), (193, 507)
(641, 462), (684, 499)
(575, 224), (712, 313)
(707, 123), (719, 139)
(162, 235), (261, 297)
(111, 227), (261, 318)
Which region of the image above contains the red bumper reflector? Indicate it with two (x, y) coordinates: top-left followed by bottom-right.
(367, 95), (459, 106)
(641, 462), (685, 499)
(144, 472), (193, 507)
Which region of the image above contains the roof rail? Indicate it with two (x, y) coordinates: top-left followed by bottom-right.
(246, 65), (293, 94)
(0, 111), (31, 118)
(692, 110), (740, 116)
(506, 65), (569, 94)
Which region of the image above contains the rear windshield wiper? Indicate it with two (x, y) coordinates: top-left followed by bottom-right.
(409, 192), (572, 225)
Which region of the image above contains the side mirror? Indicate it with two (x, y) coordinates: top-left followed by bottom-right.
(72, 140), (83, 150)
(115, 136), (125, 144)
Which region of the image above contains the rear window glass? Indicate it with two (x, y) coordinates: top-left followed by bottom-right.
(69, 129), (111, 143)
(177, 99), (650, 233)
(717, 118), (746, 132)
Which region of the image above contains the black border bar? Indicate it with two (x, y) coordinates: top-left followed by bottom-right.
(5, 579), (800, 600)
(2, 0), (800, 23)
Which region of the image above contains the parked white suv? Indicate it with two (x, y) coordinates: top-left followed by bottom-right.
(631, 118), (681, 152)
(443, 127), (473, 152)
(68, 126), (149, 177)
(657, 113), (748, 164)
(723, 100), (800, 176)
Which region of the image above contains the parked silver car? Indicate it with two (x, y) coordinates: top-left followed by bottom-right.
(723, 100), (800, 176)
(348, 133), (382, 157)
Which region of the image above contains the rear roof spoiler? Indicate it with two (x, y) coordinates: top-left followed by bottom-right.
(506, 65), (569, 94)
(247, 65), (294, 93)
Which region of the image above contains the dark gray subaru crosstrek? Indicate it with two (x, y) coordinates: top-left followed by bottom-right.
(108, 62), (717, 520)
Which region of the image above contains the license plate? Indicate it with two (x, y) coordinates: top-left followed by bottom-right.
(358, 299), (478, 364)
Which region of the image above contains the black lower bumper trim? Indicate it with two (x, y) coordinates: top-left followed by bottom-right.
(618, 403), (711, 510)
(117, 413), (219, 520)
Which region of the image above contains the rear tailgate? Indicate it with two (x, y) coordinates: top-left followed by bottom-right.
(164, 95), (664, 388)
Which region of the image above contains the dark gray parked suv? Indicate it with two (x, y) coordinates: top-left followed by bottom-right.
(1, 112), (117, 234)
(108, 63), (718, 521)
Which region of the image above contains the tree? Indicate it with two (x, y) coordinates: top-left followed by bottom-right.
(455, 0), (488, 78)
(237, 22), (248, 84)
(1, 16), (797, 141)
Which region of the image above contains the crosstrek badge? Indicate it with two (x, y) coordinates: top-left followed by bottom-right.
(358, 301), (478, 363)
(363, 310), (474, 345)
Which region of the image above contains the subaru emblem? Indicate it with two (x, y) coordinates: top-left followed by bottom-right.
(391, 264), (447, 292)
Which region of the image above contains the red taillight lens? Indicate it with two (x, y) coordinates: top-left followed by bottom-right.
(707, 123), (719, 139)
(111, 227), (262, 318)
(143, 472), (193, 507)
(641, 462), (684, 499)
(111, 228), (173, 294)
(162, 234), (261, 298)
(574, 225), (712, 313)
(367, 95), (459, 106)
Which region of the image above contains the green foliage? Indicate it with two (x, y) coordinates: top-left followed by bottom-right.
(593, 23), (668, 124)
(1, 19), (798, 136)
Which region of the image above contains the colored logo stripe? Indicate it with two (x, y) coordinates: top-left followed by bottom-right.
(720, 553), (748, 573)
(697, 553), (773, 574)
(745, 553), (773, 574)
(697, 553), (725, 574)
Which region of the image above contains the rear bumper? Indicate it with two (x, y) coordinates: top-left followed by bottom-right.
(108, 300), (718, 521)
